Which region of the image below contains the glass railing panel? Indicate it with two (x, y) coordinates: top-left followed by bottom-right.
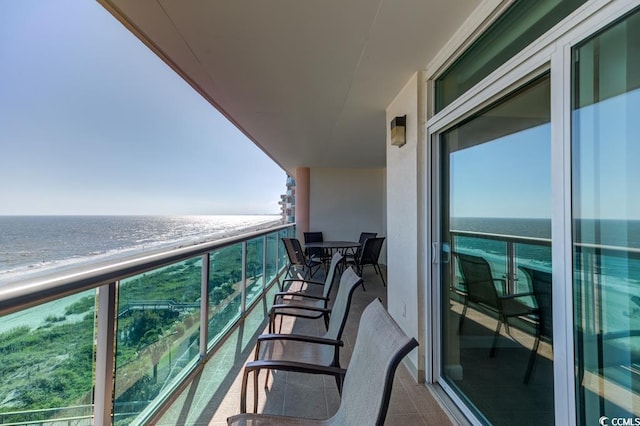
(113, 257), (202, 425)
(245, 236), (265, 307)
(0, 290), (96, 425)
(208, 244), (243, 346)
(265, 231), (278, 287)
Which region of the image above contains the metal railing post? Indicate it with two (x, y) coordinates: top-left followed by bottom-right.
(241, 241), (247, 314)
(200, 253), (210, 358)
(276, 231), (281, 272)
(95, 282), (117, 426)
(262, 236), (267, 291)
(506, 240), (517, 294)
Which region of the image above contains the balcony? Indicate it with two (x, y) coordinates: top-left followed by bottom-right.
(0, 224), (453, 425)
(4, 217), (639, 425)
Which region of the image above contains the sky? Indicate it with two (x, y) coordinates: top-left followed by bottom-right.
(450, 88), (640, 221)
(450, 124), (552, 219)
(0, 1), (286, 215)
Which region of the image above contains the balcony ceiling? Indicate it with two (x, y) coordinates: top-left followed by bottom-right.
(100, 0), (480, 174)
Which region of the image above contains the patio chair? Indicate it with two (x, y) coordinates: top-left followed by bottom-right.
(281, 238), (322, 284)
(344, 232), (377, 264)
(351, 236), (386, 289)
(454, 252), (539, 359)
(228, 299), (418, 425)
(239, 267), (363, 413)
(303, 231), (327, 258)
(519, 266), (552, 383)
(269, 252), (343, 332)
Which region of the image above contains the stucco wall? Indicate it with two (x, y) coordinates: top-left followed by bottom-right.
(386, 73), (420, 371)
(308, 168), (386, 261)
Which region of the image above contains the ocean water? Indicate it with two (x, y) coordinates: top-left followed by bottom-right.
(452, 217), (640, 248)
(0, 215), (281, 281)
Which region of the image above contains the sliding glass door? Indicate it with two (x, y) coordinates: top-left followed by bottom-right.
(439, 75), (554, 424)
(572, 8), (640, 422)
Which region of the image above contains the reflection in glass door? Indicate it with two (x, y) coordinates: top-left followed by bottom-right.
(439, 75), (554, 424)
(572, 8), (640, 422)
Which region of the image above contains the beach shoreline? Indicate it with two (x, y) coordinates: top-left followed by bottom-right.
(0, 216), (283, 283)
(0, 218), (284, 334)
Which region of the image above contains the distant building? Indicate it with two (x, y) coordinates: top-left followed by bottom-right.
(279, 175), (295, 223)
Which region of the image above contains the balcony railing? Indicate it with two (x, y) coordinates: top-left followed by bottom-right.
(451, 229), (551, 296)
(0, 223), (294, 425)
(452, 227), (640, 308)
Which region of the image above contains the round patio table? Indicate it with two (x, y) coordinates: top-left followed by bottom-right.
(305, 241), (361, 269)
(304, 241), (361, 251)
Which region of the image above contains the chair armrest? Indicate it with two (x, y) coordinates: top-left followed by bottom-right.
(275, 292), (328, 301)
(257, 333), (343, 347)
(270, 303), (330, 314)
(282, 278), (325, 286)
(272, 291), (314, 305)
(268, 303), (330, 333)
(245, 359), (345, 376)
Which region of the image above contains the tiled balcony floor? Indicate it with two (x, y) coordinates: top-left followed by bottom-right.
(154, 266), (455, 425)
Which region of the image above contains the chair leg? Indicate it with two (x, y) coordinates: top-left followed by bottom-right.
(356, 264), (367, 291)
(490, 319), (502, 358)
(254, 369), (259, 413)
(374, 263), (386, 287)
(524, 322), (542, 384)
(458, 299), (468, 334)
(240, 368), (249, 413)
(335, 374), (343, 395)
(503, 317), (512, 336)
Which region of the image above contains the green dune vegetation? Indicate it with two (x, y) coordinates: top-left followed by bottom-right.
(0, 242), (270, 424)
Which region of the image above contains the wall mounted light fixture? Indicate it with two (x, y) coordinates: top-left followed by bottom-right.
(390, 115), (406, 147)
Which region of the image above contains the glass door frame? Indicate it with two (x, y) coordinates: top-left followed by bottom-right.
(424, 1), (639, 424)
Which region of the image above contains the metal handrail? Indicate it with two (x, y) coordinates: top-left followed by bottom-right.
(0, 223), (291, 317)
(452, 228), (640, 260)
(451, 229), (550, 246)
